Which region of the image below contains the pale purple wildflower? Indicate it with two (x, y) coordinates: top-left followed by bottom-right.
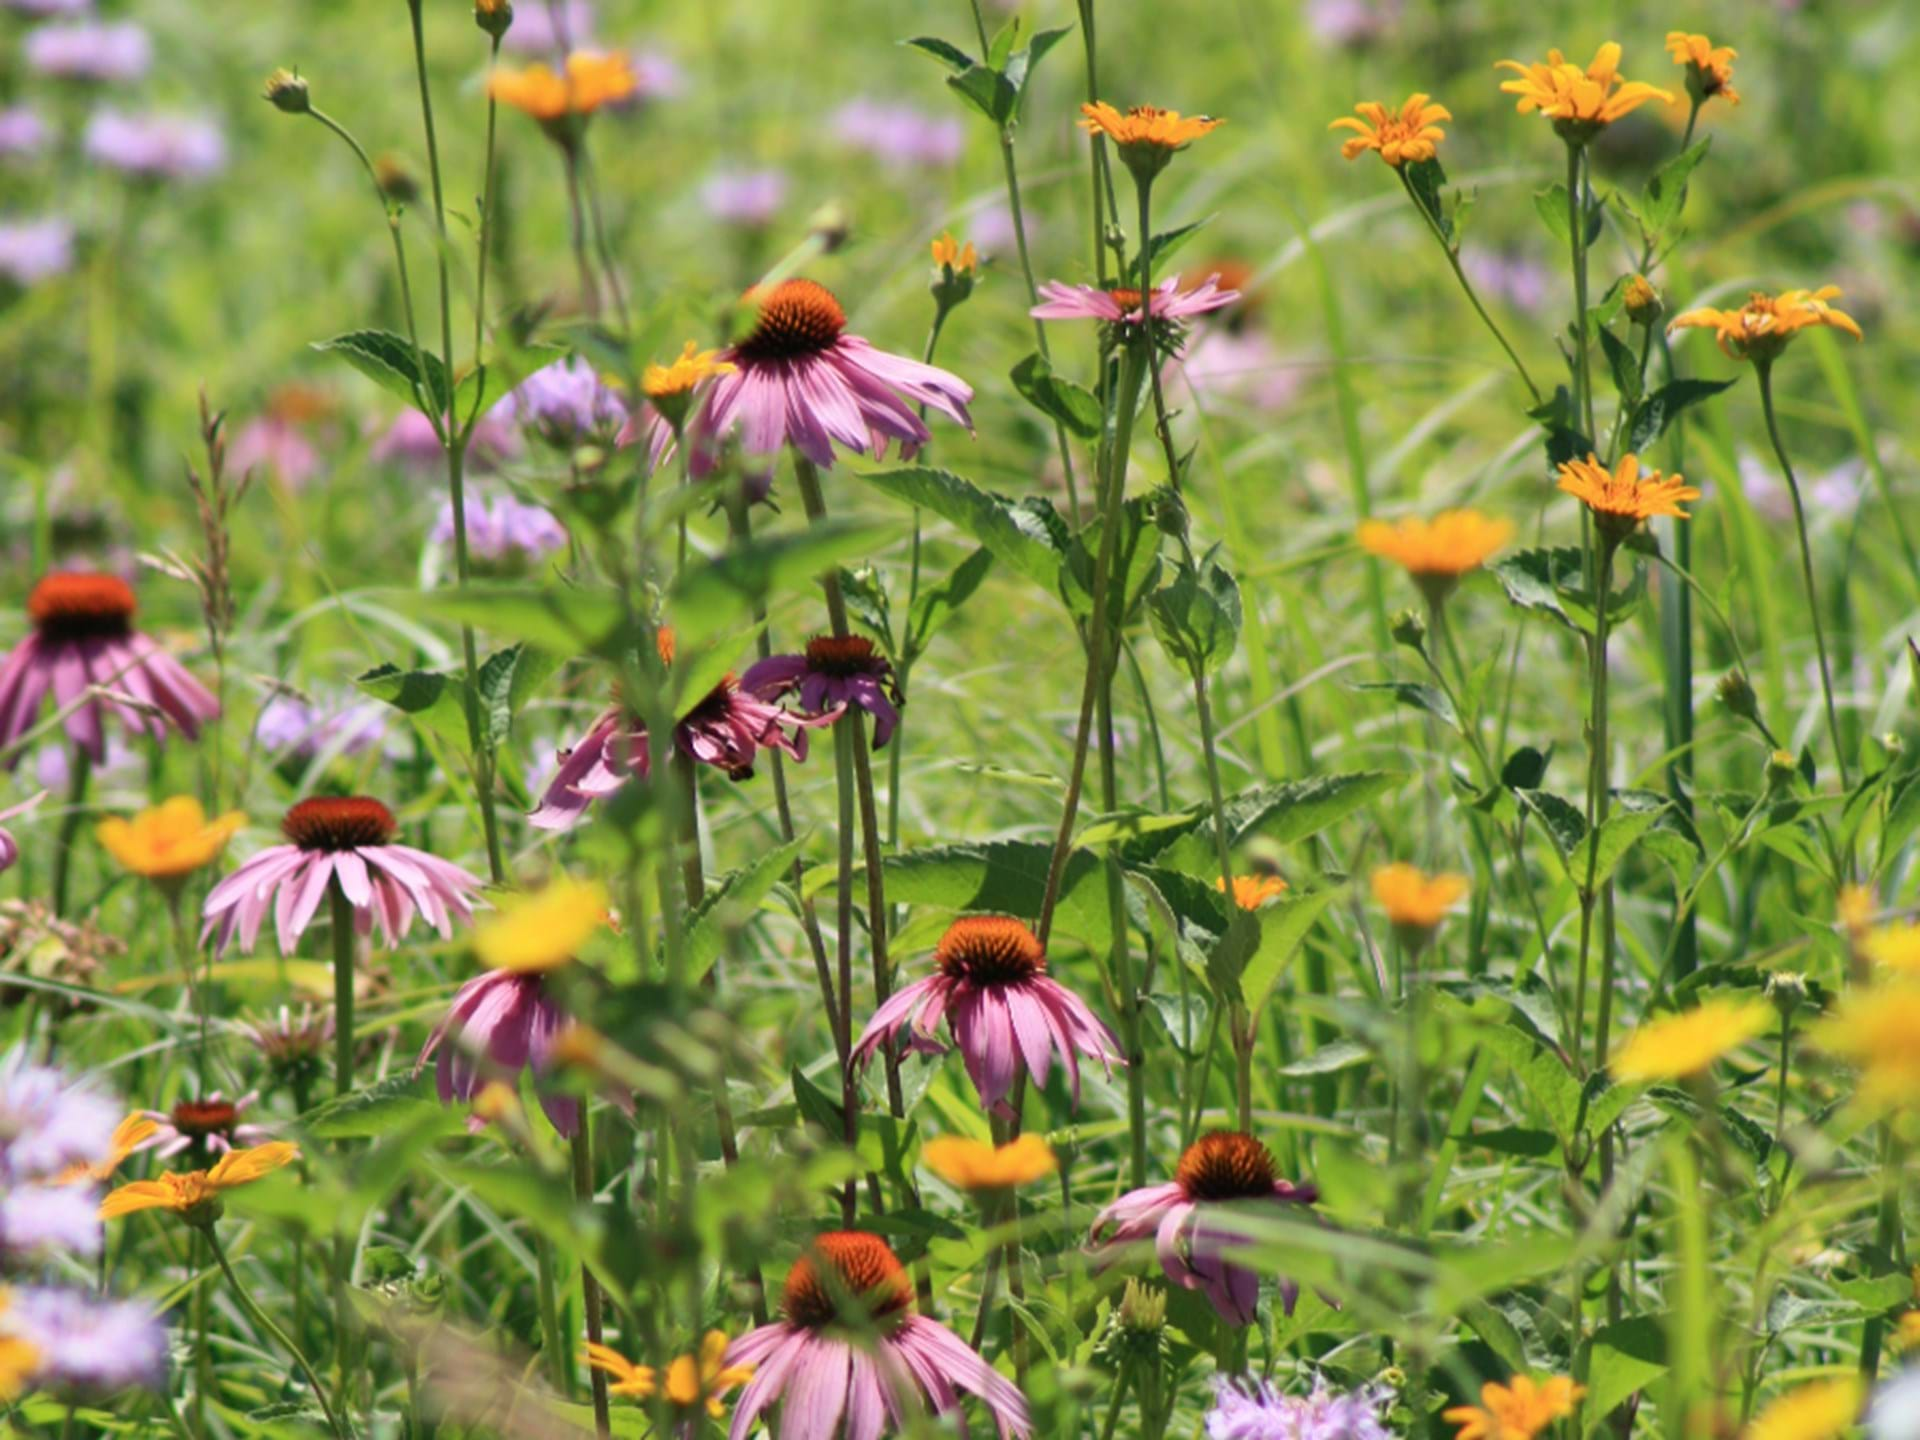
(0, 216), (74, 287)
(370, 408), (519, 472)
(0, 108), (51, 160)
(1304, 0), (1402, 47)
(227, 414), (320, 490)
(2, 0), (89, 12)
(609, 46), (683, 106)
(0, 1049), (119, 1181)
(831, 98), (965, 169)
(487, 356), (629, 449)
(699, 168), (788, 228)
(500, 0), (593, 55)
(1459, 247), (1553, 313)
(431, 495), (568, 566)
(1206, 1378), (1394, 1440)
(4, 1287), (168, 1393)
(83, 110), (226, 181)
(25, 21), (151, 81)
(256, 693), (388, 765)
(0, 1184), (102, 1259)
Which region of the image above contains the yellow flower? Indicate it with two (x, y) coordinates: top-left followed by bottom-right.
(96, 797), (244, 884)
(1372, 863), (1467, 932)
(1862, 921), (1920, 975)
(643, 341), (735, 401)
(1745, 1378), (1862, 1440)
(922, 1134), (1058, 1191)
(1217, 874), (1289, 910)
(1611, 999), (1771, 1082)
(1669, 288), (1862, 364)
(99, 1142), (301, 1222)
(587, 1334), (752, 1418)
(1444, 1375), (1584, 1440)
(583, 1342), (656, 1400)
(1556, 453), (1700, 541)
(1811, 986), (1920, 1108)
(0, 1334), (36, 1404)
(1897, 1309), (1920, 1354)
(1358, 510), (1513, 594)
(474, 877), (608, 974)
(1329, 94), (1452, 167)
(665, 1331), (753, 1418)
(1666, 32), (1739, 106)
(57, 1112), (159, 1186)
(1080, 102), (1222, 178)
(1496, 43), (1673, 138)
(1622, 274), (1662, 326)
(487, 51), (636, 123)
(931, 232), (978, 275)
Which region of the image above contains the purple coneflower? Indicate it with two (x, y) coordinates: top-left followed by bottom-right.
(851, 916), (1121, 1118)
(1032, 274), (1239, 343)
(742, 634), (900, 747)
(136, 1091), (270, 1161)
(0, 573), (220, 769)
(199, 796), (483, 955)
(530, 632), (836, 831)
(0, 217), (74, 288)
(226, 413), (320, 490)
(419, 971), (575, 1134)
(699, 167), (788, 229)
(24, 21), (151, 82)
(0, 791), (45, 873)
(1090, 1130), (1318, 1327)
(2, 1287), (167, 1394)
(1205, 1376), (1393, 1440)
(0, 108), (51, 160)
(725, 1231), (1031, 1440)
(687, 278), (972, 473)
(487, 356), (629, 449)
(82, 110), (226, 181)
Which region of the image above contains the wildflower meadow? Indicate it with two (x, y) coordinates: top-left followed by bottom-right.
(4, 1), (1920, 1438)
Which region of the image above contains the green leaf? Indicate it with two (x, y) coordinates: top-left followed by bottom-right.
(1004, 25), (1072, 105)
(1147, 550), (1242, 674)
(1533, 184), (1573, 250)
(355, 663), (471, 753)
(1627, 378), (1737, 452)
(477, 643), (558, 749)
(1240, 887), (1341, 1015)
(666, 518), (893, 650)
(1489, 546), (1629, 635)
(1206, 910), (1260, 1003)
(1010, 353), (1102, 439)
(986, 17), (1018, 70)
(1228, 771), (1410, 848)
(1404, 158), (1451, 244)
(903, 35), (975, 72)
(300, 1073), (459, 1141)
(857, 467), (1062, 591)
(1517, 789), (1588, 866)
(906, 547), (994, 657)
(313, 329), (451, 416)
(1565, 807), (1665, 894)
(1146, 215), (1215, 270)
(1501, 746), (1551, 791)
(685, 837), (808, 983)
(791, 1064), (846, 1137)
(1584, 1315), (1669, 1432)
(1352, 680), (1457, 729)
(1642, 137), (1711, 236)
(408, 582), (630, 659)
(856, 841), (1111, 950)
(1060, 495), (1162, 627)
(1600, 326), (1642, 405)
(947, 64), (1016, 124)
(1279, 1039), (1371, 1078)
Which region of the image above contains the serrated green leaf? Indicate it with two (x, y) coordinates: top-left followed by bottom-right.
(902, 35), (975, 72)
(857, 467), (1062, 591)
(314, 329), (451, 415)
(685, 836), (808, 983)
(1010, 353), (1101, 439)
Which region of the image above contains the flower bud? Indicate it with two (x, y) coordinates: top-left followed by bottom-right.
(474, 0), (513, 40)
(930, 231), (978, 311)
(262, 68), (310, 115)
(374, 154), (419, 207)
(1765, 748), (1799, 796)
(807, 202), (851, 254)
(1150, 484), (1189, 541)
(1390, 607), (1427, 651)
(1716, 670), (1759, 724)
(1765, 971), (1808, 1019)
(1622, 273), (1663, 327)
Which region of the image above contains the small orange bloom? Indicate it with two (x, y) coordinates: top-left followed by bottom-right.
(1556, 453), (1700, 540)
(1372, 863), (1468, 932)
(1445, 1375), (1584, 1440)
(96, 797), (243, 885)
(1329, 94), (1452, 167)
(1668, 287), (1862, 363)
(1358, 510), (1513, 596)
(1496, 43), (1672, 137)
(488, 51), (636, 124)
(931, 232), (978, 275)
(1666, 32), (1739, 106)
(1080, 102), (1222, 177)
(98, 1142), (300, 1222)
(922, 1134), (1057, 1191)
(1218, 874), (1289, 910)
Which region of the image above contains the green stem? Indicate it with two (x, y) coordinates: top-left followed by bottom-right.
(535, 1240), (568, 1394)
(1567, 142), (1596, 442)
(328, 885), (356, 1392)
(1757, 361), (1850, 794)
(204, 1226), (348, 1439)
(573, 1124), (611, 1439)
(1190, 661), (1247, 1129)
(49, 747), (89, 917)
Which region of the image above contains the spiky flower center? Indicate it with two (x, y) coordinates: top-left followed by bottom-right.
(281, 796), (397, 851)
(1176, 1130), (1278, 1202)
(736, 279), (847, 361)
(1107, 287), (1145, 315)
(781, 1231), (913, 1330)
(27, 573), (137, 641)
(935, 915), (1047, 986)
(170, 1099), (239, 1138)
(803, 634), (888, 678)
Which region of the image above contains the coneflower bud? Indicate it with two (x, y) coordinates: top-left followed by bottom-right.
(474, 0), (513, 40)
(1622, 273), (1663, 327)
(262, 68), (310, 115)
(1094, 1277), (1169, 1373)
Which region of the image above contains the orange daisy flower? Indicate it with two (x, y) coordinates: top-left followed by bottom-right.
(98, 1142), (300, 1223)
(1445, 1375), (1584, 1440)
(1329, 94), (1452, 167)
(1556, 453), (1700, 540)
(1218, 873), (1289, 910)
(1371, 863), (1468, 933)
(1668, 287), (1862, 364)
(1496, 43), (1672, 138)
(487, 51), (636, 125)
(1080, 102), (1222, 179)
(1358, 509), (1513, 599)
(1666, 32), (1739, 106)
